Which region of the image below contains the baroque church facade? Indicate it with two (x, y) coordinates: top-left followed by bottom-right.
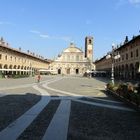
(49, 36), (95, 75)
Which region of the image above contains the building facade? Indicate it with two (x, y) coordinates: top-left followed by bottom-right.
(0, 37), (50, 77)
(50, 36), (95, 75)
(95, 35), (140, 80)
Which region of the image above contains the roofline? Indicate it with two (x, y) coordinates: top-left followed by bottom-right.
(63, 46), (83, 53)
(0, 44), (50, 63)
(95, 34), (140, 63)
(116, 35), (140, 51)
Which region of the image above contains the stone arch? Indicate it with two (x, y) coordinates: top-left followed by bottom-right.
(135, 62), (140, 80)
(0, 64), (2, 69)
(130, 63), (134, 79)
(135, 62), (139, 73)
(21, 66), (24, 75)
(4, 64), (8, 69)
(121, 65), (124, 79)
(3, 64), (8, 75)
(13, 65), (17, 69)
(118, 65), (121, 78)
(58, 69), (61, 74)
(125, 64), (129, 79)
(9, 65), (13, 76)
(9, 65), (12, 69)
(0, 64), (2, 76)
(17, 65), (20, 69)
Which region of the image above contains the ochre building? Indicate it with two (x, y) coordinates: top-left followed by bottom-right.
(95, 35), (140, 80)
(50, 36), (95, 75)
(0, 37), (50, 77)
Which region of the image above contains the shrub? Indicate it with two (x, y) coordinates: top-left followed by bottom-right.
(107, 81), (140, 106)
(106, 82), (114, 91)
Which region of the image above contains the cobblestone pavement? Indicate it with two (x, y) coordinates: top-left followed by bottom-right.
(0, 76), (140, 140)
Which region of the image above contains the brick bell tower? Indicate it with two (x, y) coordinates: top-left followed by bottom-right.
(85, 36), (93, 62)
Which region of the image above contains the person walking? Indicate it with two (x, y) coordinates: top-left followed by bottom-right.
(37, 74), (41, 83)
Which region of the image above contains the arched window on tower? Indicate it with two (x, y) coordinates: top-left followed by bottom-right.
(89, 39), (92, 44)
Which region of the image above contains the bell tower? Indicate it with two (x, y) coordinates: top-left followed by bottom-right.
(85, 36), (93, 62)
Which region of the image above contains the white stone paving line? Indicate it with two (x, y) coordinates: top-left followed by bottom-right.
(43, 82), (123, 104)
(42, 100), (71, 140)
(0, 96), (50, 140)
(42, 83), (83, 97)
(74, 99), (135, 112)
(42, 80), (135, 111)
(0, 78), (63, 140)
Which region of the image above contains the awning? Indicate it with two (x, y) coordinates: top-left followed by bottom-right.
(0, 69), (32, 72)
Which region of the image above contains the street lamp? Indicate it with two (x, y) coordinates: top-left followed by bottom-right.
(106, 44), (120, 85)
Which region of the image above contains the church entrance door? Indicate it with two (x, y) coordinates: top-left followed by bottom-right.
(67, 68), (70, 74)
(58, 69), (61, 74)
(76, 69), (79, 74)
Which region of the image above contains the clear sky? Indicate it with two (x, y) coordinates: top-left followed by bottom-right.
(0, 0), (140, 61)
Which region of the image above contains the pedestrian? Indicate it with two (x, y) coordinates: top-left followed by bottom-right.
(37, 74), (41, 83)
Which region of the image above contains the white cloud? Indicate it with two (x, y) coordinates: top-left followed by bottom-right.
(30, 29), (71, 42)
(54, 36), (71, 42)
(0, 21), (15, 26)
(115, 0), (140, 9)
(129, 0), (140, 4)
(29, 30), (40, 34)
(40, 34), (49, 38)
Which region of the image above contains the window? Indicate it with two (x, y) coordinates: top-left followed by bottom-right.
(126, 53), (128, 60)
(122, 55), (124, 61)
(10, 56), (12, 61)
(5, 55), (7, 60)
(136, 49), (139, 57)
(0, 54), (2, 59)
(131, 52), (133, 58)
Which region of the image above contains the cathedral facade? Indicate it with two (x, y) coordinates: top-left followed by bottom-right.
(49, 36), (95, 75)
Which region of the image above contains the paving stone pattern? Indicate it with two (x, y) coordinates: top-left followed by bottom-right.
(0, 76), (140, 140)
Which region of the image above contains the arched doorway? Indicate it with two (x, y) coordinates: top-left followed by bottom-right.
(58, 69), (61, 74)
(76, 69), (79, 74)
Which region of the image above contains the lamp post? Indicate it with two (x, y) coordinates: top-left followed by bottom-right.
(106, 44), (120, 86)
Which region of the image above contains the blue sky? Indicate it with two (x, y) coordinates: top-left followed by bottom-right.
(0, 0), (140, 60)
